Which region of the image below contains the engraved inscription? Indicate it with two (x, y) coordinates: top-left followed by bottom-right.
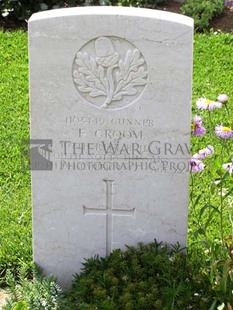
(83, 179), (135, 255)
(73, 36), (148, 110)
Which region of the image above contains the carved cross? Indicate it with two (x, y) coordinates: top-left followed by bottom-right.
(83, 179), (135, 255)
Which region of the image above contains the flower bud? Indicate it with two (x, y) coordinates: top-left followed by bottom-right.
(217, 94), (228, 104)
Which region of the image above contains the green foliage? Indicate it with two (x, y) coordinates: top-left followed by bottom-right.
(62, 241), (230, 309)
(190, 32), (233, 309)
(0, 30), (32, 283)
(3, 265), (64, 310)
(0, 0), (169, 20)
(193, 33), (233, 99)
(190, 33), (233, 254)
(0, 0), (77, 20)
(3, 242), (233, 309)
(181, 0), (225, 31)
(118, 0), (168, 9)
(0, 0), (226, 30)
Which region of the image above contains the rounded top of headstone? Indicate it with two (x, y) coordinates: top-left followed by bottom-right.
(28, 7), (194, 29)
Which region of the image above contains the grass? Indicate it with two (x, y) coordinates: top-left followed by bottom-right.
(0, 29), (232, 308)
(0, 30), (32, 279)
(189, 33), (233, 247)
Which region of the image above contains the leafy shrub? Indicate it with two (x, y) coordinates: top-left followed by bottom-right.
(0, 0), (169, 21)
(3, 241), (233, 309)
(63, 241), (217, 309)
(119, 0), (168, 9)
(181, 0), (225, 31)
(3, 265), (64, 310)
(0, 0), (77, 20)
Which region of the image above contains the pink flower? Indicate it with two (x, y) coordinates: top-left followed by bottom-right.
(217, 94), (228, 104)
(193, 115), (206, 136)
(196, 98), (222, 111)
(193, 145), (214, 160)
(215, 125), (233, 139)
(222, 159), (233, 174)
(190, 157), (205, 173)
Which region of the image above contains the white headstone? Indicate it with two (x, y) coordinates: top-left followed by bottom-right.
(29, 7), (193, 288)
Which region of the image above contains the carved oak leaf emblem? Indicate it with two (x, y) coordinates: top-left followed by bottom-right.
(73, 37), (148, 109)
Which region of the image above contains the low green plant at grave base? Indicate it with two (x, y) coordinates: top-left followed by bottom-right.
(3, 265), (64, 310)
(0, 242), (225, 310)
(63, 241), (213, 310)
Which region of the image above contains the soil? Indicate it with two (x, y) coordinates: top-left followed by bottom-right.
(0, 0), (233, 32)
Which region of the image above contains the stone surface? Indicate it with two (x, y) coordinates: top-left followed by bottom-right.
(29, 7), (193, 288)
